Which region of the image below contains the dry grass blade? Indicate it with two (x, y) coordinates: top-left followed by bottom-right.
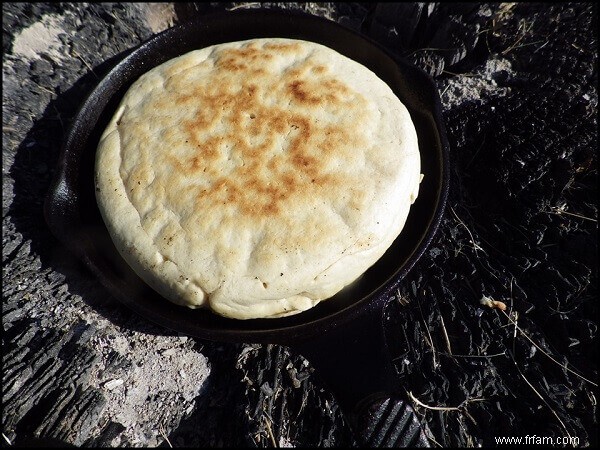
(263, 414), (278, 448)
(417, 294), (439, 369)
(229, 2), (261, 10)
(501, 18), (534, 55)
(439, 314), (453, 355)
(32, 80), (55, 96)
(159, 425), (173, 448)
(507, 309), (580, 447)
(549, 206), (597, 222)
(510, 355), (574, 444)
(71, 48), (99, 79)
(426, 432), (444, 448)
(405, 47), (455, 57)
(440, 351), (506, 359)
(440, 83), (451, 98)
(2, 433), (12, 446)
(450, 207), (484, 254)
(501, 310), (597, 387)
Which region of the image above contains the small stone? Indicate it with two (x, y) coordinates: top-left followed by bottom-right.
(162, 348), (176, 356)
(103, 379), (124, 390)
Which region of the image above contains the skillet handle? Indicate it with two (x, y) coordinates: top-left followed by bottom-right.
(292, 300), (430, 447)
(352, 393), (431, 447)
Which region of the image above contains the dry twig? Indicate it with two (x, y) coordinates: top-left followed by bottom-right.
(408, 391), (486, 412)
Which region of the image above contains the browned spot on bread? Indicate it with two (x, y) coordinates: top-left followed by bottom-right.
(262, 42), (303, 53)
(321, 78), (352, 96)
(215, 45), (276, 72)
(287, 80), (321, 106)
(137, 41), (369, 222)
(218, 59), (248, 72)
(286, 76), (352, 107)
(311, 65), (327, 74)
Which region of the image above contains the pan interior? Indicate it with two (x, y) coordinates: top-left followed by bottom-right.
(55, 10), (447, 342)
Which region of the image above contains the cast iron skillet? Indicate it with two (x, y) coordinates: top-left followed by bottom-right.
(45, 9), (449, 447)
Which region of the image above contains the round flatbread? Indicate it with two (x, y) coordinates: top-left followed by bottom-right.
(95, 38), (421, 319)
